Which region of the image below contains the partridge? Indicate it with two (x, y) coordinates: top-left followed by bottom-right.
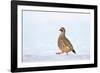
(56, 27), (76, 54)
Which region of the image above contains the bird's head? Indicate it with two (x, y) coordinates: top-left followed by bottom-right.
(59, 27), (66, 33)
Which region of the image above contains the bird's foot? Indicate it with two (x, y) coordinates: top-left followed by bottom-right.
(66, 53), (68, 55)
(56, 52), (64, 54)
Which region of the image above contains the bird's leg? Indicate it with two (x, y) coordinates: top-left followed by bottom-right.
(66, 53), (68, 55)
(66, 51), (69, 55)
(56, 51), (64, 54)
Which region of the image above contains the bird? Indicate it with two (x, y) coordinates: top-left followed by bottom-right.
(56, 27), (76, 55)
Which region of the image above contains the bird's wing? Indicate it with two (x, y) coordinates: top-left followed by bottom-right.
(60, 39), (66, 47)
(62, 36), (74, 50)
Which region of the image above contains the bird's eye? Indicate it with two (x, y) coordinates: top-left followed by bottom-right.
(61, 29), (63, 32)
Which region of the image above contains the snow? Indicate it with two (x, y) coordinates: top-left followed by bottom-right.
(23, 50), (90, 62)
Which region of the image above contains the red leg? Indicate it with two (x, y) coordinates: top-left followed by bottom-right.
(66, 53), (68, 55)
(56, 51), (64, 54)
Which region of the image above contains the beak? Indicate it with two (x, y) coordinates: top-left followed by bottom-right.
(59, 29), (63, 31)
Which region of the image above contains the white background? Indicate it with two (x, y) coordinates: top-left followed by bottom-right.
(21, 6), (92, 63)
(0, 0), (99, 73)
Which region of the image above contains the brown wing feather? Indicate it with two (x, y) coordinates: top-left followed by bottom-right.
(62, 36), (74, 50)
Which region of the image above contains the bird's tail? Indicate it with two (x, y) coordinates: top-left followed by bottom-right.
(72, 49), (76, 54)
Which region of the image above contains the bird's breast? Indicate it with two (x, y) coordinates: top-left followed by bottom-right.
(58, 35), (65, 48)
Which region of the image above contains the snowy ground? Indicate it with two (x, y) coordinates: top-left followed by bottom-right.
(22, 10), (91, 63)
(23, 50), (90, 62)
